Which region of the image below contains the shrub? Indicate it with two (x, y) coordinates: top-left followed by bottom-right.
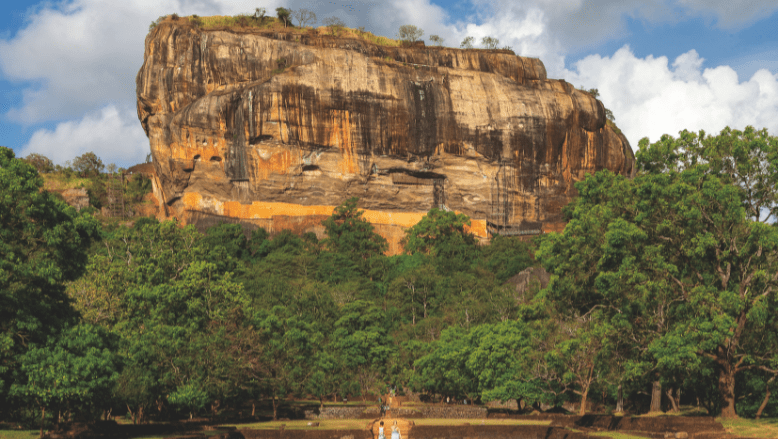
(397, 24), (424, 42)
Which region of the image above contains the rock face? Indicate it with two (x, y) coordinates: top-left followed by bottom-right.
(61, 188), (90, 211)
(136, 19), (635, 250)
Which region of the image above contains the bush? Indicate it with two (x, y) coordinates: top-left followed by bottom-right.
(22, 153), (54, 173)
(71, 152), (104, 178)
(397, 24), (424, 42)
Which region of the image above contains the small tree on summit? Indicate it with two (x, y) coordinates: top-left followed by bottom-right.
(398, 25), (424, 42)
(481, 36), (499, 49)
(460, 36), (474, 49)
(276, 7), (292, 27)
(429, 35), (444, 46)
(292, 9), (316, 28)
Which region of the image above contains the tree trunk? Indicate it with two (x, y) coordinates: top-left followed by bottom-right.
(755, 376), (774, 419)
(718, 365), (738, 418)
(579, 387), (590, 416)
(272, 396), (278, 421)
(251, 403), (255, 417)
(649, 381), (663, 413)
(616, 384), (624, 413)
(126, 404), (135, 424)
(39, 405), (46, 438)
(666, 387), (680, 412)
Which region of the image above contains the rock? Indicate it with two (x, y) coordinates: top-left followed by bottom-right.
(61, 188), (90, 211)
(136, 21), (635, 251)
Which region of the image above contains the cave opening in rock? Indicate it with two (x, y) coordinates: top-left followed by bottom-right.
(210, 156), (222, 162)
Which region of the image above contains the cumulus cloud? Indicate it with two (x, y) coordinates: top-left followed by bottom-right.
(3, 0), (778, 164)
(564, 47), (778, 147)
(19, 104), (149, 167)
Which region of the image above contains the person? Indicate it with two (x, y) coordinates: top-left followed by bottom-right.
(379, 396), (385, 418)
(391, 421), (401, 439)
(378, 421), (386, 439)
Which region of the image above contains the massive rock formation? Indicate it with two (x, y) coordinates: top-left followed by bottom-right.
(136, 18), (635, 252)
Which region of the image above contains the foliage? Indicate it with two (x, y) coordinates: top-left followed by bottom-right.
(0, 148), (98, 401)
(71, 152), (104, 178)
(429, 35), (444, 46)
(397, 25), (424, 42)
(276, 7), (292, 27)
(10, 324), (119, 421)
(323, 17), (345, 36)
(22, 153), (54, 173)
(481, 36), (499, 49)
(323, 197), (387, 271)
(460, 36), (474, 49)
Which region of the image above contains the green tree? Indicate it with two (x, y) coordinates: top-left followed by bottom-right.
(0, 147), (98, 401)
(323, 197), (387, 270)
(537, 127), (778, 418)
(11, 324), (119, 436)
(402, 208), (477, 273)
(22, 153), (54, 173)
(397, 25), (424, 42)
(481, 36), (499, 49)
(429, 35), (444, 46)
(276, 7), (292, 27)
(71, 152), (104, 177)
(460, 36), (474, 49)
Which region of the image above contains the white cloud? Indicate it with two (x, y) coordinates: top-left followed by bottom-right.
(0, 0), (268, 125)
(3, 0), (778, 164)
(677, 0), (778, 28)
(19, 104), (149, 167)
(564, 46), (778, 148)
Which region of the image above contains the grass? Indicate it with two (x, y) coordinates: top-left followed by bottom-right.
(0, 430), (39, 439)
(718, 417), (778, 438)
(589, 433), (648, 439)
(162, 14), (404, 48)
(41, 173), (92, 191)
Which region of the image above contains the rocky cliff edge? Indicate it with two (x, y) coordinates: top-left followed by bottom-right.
(136, 17), (635, 252)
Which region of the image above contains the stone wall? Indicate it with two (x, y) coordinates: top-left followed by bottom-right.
(305, 405), (486, 420)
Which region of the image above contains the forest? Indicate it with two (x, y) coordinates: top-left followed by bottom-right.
(1, 126), (777, 432)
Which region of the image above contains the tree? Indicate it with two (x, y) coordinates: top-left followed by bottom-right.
(71, 152), (104, 177)
(402, 208), (477, 273)
(537, 127), (778, 418)
(254, 7), (266, 21)
(0, 148), (98, 404)
(11, 324), (119, 436)
(429, 35), (444, 46)
(292, 9), (316, 27)
(22, 153), (54, 173)
(323, 197), (387, 270)
(397, 25), (424, 42)
(481, 36), (499, 49)
(276, 7), (291, 27)
(323, 16), (345, 36)
(460, 36), (474, 49)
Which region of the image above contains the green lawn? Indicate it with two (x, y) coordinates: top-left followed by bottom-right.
(718, 417), (778, 438)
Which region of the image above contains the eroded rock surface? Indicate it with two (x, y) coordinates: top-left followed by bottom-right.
(136, 19), (635, 245)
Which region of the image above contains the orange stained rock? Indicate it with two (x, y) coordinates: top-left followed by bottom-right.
(181, 193), (491, 239)
(330, 110), (358, 176)
(252, 149), (299, 181)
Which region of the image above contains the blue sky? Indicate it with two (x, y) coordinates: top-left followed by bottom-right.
(1, 0), (777, 167)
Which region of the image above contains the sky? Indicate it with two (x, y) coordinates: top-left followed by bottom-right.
(0, 0), (777, 167)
